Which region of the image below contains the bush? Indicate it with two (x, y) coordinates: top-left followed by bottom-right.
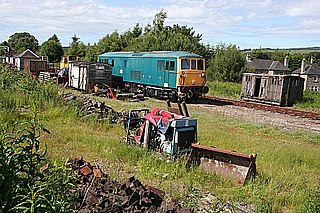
(0, 115), (76, 212)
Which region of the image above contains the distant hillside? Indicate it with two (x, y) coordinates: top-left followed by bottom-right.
(242, 47), (320, 54)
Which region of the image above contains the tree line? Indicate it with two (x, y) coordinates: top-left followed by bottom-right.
(1, 10), (319, 83)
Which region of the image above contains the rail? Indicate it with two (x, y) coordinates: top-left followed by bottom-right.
(203, 95), (320, 120)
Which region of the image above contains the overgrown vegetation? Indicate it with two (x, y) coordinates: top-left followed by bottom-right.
(207, 81), (242, 98)
(1, 65), (320, 212)
(0, 65), (76, 212)
(295, 90), (320, 111)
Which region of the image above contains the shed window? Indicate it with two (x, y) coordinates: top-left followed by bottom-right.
(181, 59), (190, 70)
(130, 70), (141, 80)
(157, 60), (165, 71)
(197, 60), (204, 70)
(191, 60), (196, 70)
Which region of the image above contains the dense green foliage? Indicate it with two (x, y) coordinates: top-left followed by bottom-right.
(207, 44), (245, 82)
(40, 34), (64, 63)
(7, 32), (39, 53)
(0, 65), (76, 212)
(206, 81), (242, 98)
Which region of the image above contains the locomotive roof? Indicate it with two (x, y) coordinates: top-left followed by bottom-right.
(99, 51), (203, 58)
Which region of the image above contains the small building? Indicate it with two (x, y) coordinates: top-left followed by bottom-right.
(5, 49), (45, 71)
(245, 55), (291, 75)
(292, 59), (320, 91)
(241, 73), (304, 106)
(69, 61), (112, 92)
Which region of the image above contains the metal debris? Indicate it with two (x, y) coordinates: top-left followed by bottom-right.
(61, 92), (121, 123)
(68, 157), (180, 212)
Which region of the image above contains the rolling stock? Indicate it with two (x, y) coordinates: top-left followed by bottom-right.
(98, 51), (209, 100)
(241, 73), (304, 106)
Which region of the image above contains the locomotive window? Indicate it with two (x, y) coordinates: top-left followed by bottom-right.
(197, 60), (204, 70)
(169, 61), (175, 71)
(191, 60), (196, 70)
(111, 59), (114, 67)
(124, 60), (127, 68)
(157, 60), (165, 71)
(181, 59), (190, 70)
(166, 61), (169, 70)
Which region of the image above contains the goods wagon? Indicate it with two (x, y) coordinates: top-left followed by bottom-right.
(69, 61), (112, 92)
(241, 73), (304, 106)
(98, 51), (209, 100)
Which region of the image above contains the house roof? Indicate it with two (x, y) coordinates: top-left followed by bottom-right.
(15, 49), (39, 59)
(246, 59), (291, 72)
(292, 63), (320, 75)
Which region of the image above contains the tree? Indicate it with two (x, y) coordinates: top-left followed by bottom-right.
(85, 43), (99, 62)
(97, 32), (124, 54)
(207, 44), (245, 82)
(67, 34), (86, 57)
(40, 34), (64, 63)
(8, 32), (39, 53)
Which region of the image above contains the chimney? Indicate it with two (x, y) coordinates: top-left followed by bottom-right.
(284, 55), (289, 67)
(245, 53), (251, 62)
(300, 58), (306, 74)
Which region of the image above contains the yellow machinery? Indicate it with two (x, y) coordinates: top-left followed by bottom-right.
(60, 55), (80, 69)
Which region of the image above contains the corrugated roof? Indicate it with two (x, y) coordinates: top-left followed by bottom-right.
(99, 51), (203, 58)
(292, 63), (320, 75)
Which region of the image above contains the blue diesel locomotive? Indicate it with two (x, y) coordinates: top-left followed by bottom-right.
(98, 51), (209, 100)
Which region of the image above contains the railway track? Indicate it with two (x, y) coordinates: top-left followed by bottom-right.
(202, 95), (320, 120)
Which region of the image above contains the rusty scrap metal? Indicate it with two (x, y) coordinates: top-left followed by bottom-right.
(68, 158), (182, 212)
(186, 143), (257, 185)
(61, 92), (121, 123)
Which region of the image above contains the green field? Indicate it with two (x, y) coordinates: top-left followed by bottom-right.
(1, 67), (320, 212)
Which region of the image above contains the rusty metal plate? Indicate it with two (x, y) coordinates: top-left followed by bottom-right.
(187, 143), (257, 185)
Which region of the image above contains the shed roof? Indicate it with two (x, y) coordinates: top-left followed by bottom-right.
(292, 63), (320, 75)
(246, 59), (291, 72)
(99, 51), (203, 58)
(15, 49), (39, 59)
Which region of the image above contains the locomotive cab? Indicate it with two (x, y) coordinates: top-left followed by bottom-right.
(177, 58), (208, 99)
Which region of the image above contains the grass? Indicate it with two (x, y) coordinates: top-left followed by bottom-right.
(1, 66), (319, 212)
(39, 89), (320, 212)
(206, 81), (242, 99)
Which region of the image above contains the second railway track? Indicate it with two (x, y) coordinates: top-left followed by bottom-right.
(201, 95), (320, 120)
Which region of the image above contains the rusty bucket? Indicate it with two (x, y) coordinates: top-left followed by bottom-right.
(186, 143), (257, 185)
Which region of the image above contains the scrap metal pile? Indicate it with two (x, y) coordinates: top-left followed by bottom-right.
(61, 92), (121, 123)
(68, 158), (192, 213)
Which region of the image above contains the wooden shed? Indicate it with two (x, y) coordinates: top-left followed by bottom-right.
(241, 73), (304, 106)
(69, 62), (112, 92)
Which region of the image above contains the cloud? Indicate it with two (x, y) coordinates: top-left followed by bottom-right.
(0, 0), (319, 48)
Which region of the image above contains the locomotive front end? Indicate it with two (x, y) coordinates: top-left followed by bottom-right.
(177, 57), (209, 99)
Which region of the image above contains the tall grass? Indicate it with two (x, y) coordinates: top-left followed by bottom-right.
(295, 90), (320, 111)
(206, 81), (242, 98)
(0, 66), (76, 212)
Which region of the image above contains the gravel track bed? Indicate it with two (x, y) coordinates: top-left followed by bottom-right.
(191, 103), (320, 133)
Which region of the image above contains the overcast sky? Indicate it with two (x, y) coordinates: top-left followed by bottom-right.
(1, 0), (319, 49)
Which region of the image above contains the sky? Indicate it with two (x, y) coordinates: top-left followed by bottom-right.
(0, 0), (320, 49)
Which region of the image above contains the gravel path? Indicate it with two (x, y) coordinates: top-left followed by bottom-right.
(191, 102), (320, 133)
